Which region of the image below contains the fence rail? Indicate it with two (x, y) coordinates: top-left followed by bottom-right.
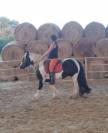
(0, 57), (108, 81)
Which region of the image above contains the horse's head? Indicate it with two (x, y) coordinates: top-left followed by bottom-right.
(20, 51), (34, 69)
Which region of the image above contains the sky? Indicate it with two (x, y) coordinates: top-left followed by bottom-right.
(0, 0), (108, 29)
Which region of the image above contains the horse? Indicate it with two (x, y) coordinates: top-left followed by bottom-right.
(20, 51), (91, 100)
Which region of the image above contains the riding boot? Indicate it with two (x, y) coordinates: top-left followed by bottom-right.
(49, 72), (55, 84)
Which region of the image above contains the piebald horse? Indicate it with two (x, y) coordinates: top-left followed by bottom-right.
(20, 51), (91, 100)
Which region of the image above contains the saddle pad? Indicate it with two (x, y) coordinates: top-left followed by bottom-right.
(44, 59), (62, 73)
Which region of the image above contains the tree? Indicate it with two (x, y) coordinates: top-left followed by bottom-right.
(0, 17), (10, 30)
(0, 16), (19, 36)
(0, 35), (15, 53)
(9, 20), (19, 29)
(0, 17), (19, 54)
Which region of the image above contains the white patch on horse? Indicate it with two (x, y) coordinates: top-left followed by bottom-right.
(55, 71), (63, 79)
(39, 63), (46, 82)
(50, 85), (59, 98)
(20, 52), (27, 66)
(72, 73), (79, 97)
(24, 52), (27, 60)
(71, 58), (80, 97)
(32, 90), (41, 101)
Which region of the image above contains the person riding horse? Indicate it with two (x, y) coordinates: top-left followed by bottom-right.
(20, 35), (92, 100)
(39, 34), (59, 85)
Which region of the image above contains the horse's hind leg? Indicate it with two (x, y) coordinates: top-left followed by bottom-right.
(50, 85), (59, 98)
(71, 73), (79, 98)
(32, 90), (41, 101)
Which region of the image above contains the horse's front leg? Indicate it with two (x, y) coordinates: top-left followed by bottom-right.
(32, 79), (44, 101)
(72, 73), (79, 98)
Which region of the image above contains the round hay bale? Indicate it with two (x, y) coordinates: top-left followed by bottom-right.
(61, 21), (83, 46)
(73, 38), (96, 58)
(27, 40), (48, 60)
(84, 21), (105, 42)
(105, 25), (108, 37)
(57, 39), (72, 59)
(16, 41), (28, 50)
(37, 23), (61, 43)
(14, 22), (37, 44)
(1, 41), (24, 61)
(95, 38), (108, 57)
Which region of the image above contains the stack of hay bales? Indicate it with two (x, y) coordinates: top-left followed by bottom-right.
(0, 41), (24, 81)
(38, 23), (61, 44)
(105, 25), (108, 37)
(26, 23), (62, 61)
(27, 40), (48, 60)
(72, 37), (96, 71)
(73, 38), (96, 58)
(14, 22), (37, 49)
(61, 21), (83, 46)
(95, 38), (108, 57)
(84, 21), (105, 41)
(1, 41), (24, 62)
(57, 39), (72, 59)
(1, 22), (38, 61)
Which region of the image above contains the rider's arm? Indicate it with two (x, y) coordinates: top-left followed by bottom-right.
(39, 45), (53, 60)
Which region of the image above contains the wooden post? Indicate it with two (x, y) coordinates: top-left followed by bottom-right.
(84, 57), (88, 80)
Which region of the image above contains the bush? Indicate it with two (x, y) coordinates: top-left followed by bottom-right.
(0, 35), (15, 53)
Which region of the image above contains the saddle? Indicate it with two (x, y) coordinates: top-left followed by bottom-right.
(44, 59), (62, 73)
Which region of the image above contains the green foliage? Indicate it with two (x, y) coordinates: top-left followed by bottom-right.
(0, 17), (10, 28)
(0, 16), (19, 53)
(0, 35), (15, 53)
(9, 20), (19, 29)
(0, 17), (19, 29)
(0, 16), (19, 37)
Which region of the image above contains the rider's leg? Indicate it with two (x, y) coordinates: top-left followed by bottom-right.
(49, 59), (56, 84)
(49, 59), (59, 97)
(49, 72), (55, 84)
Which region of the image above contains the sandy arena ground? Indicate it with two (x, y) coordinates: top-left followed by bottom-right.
(0, 79), (108, 133)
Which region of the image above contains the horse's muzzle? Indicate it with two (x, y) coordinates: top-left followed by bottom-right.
(20, 63), (25, 69)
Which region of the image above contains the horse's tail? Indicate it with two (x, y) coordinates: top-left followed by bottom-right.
(77, 61), (92, 95)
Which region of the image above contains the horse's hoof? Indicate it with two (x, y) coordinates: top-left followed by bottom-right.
(32, 96), (39, 102)
(81, 93), (91, 98)
(52, 95), (60, 100)
(80, 95), (87, 98)
(69, 95), (78, 99)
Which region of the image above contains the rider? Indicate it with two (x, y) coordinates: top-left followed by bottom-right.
(39, 34), (58, 85)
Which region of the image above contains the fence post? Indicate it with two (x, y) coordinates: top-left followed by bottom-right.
(84, 57), (88, 80)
